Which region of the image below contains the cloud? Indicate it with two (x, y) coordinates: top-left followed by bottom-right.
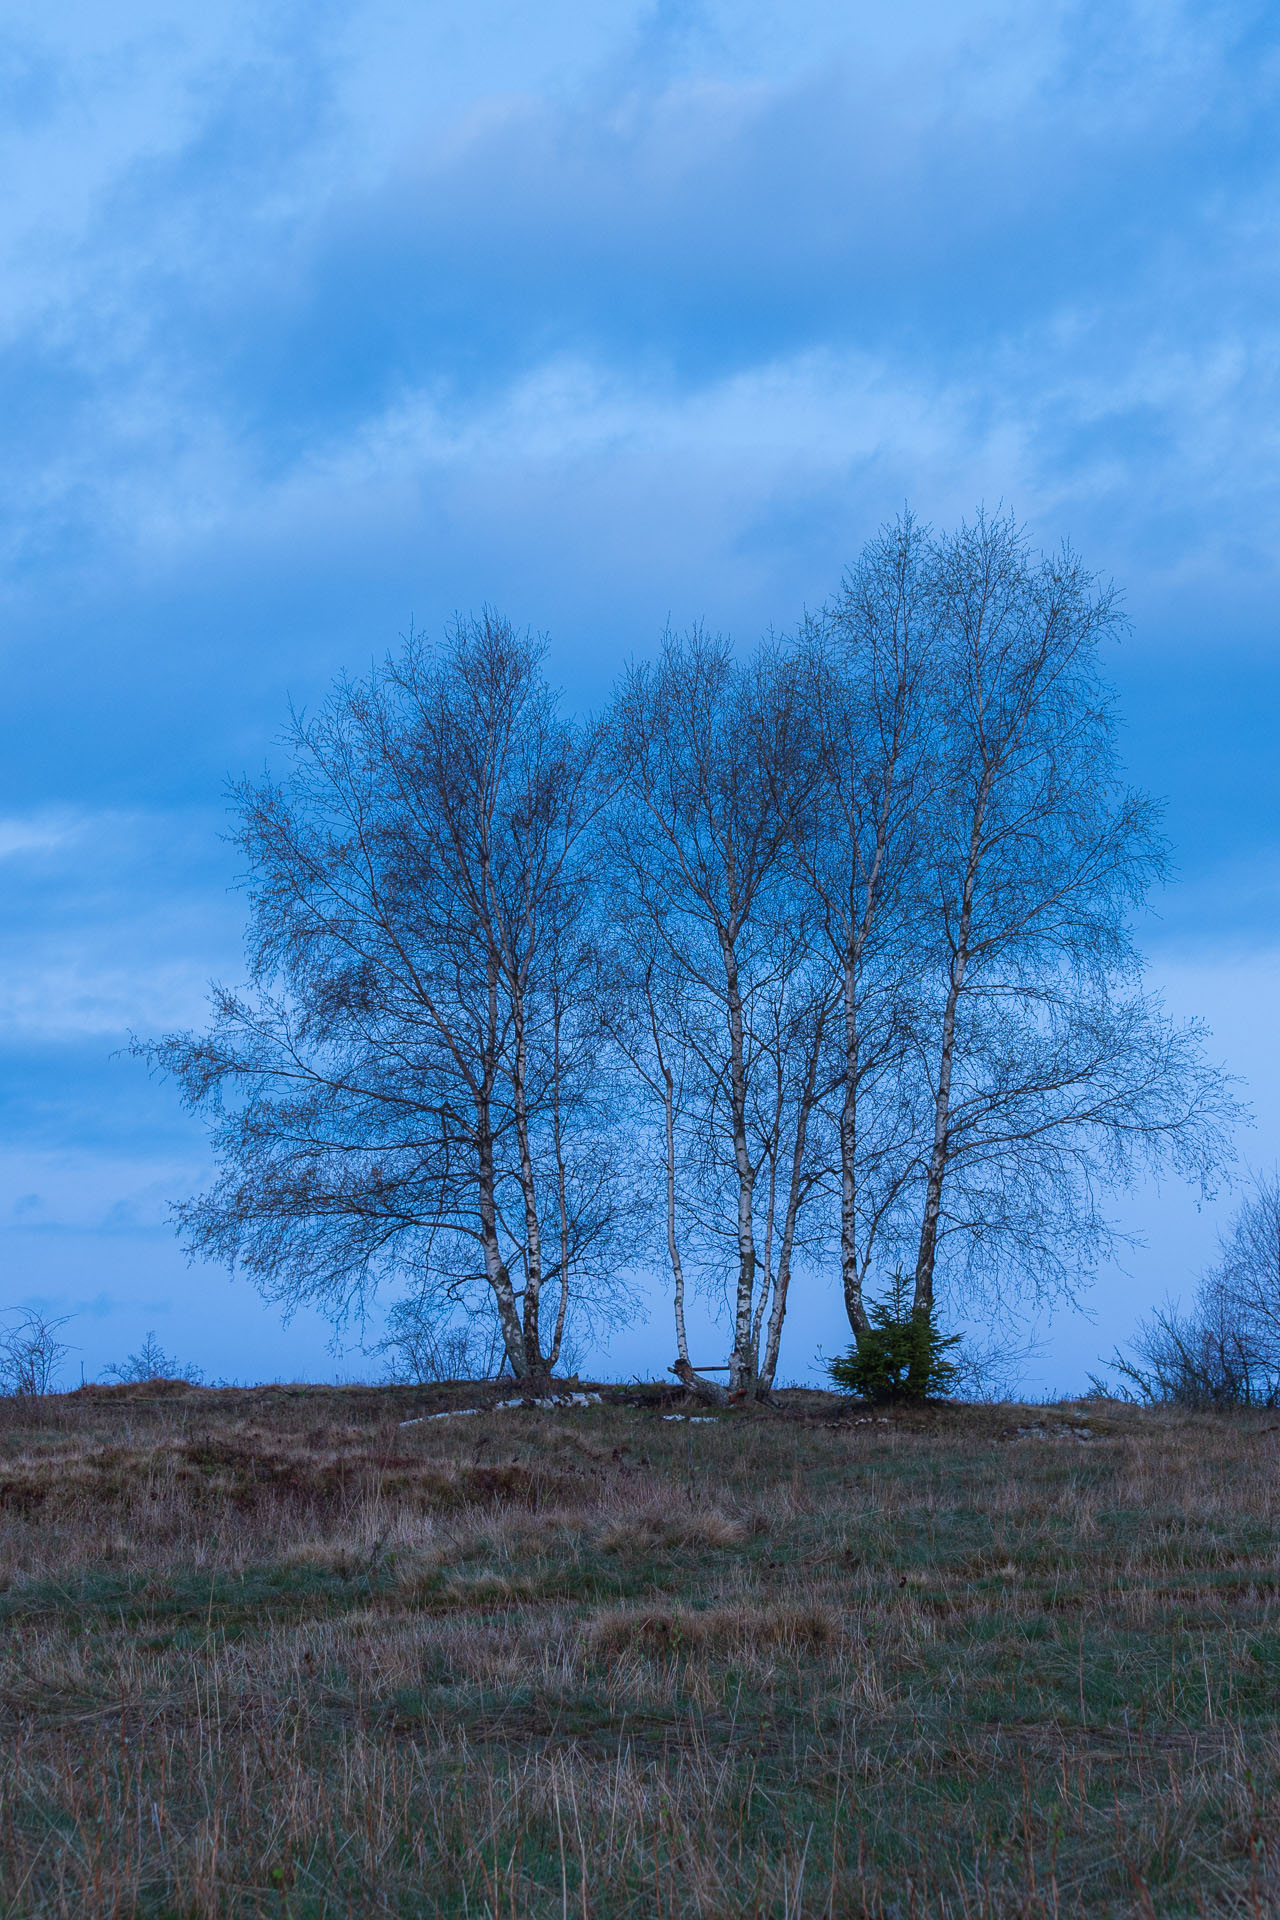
(0, 1146), (201, 1233)
(0, 958), (214, 1041)
(0, 808), (237, 1043)
(0, 0), (1275, 1392)
(0, 814), (80, 859)
(0, 0), (1274, 676)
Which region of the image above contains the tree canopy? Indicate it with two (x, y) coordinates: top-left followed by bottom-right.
(144, 516), (1240, 1391)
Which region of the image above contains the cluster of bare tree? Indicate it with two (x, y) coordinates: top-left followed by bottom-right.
(146, 513), (1238, 1396)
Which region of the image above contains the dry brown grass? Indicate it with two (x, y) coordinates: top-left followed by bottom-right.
(587, 1597), (842, 1656)
(0, 1381), (1279, 1915)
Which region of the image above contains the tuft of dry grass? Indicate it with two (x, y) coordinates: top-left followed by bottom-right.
(1, 1381), (1280, 1914)
(596, 1505), (749, 1553)
(588, 1597), (841, 1655)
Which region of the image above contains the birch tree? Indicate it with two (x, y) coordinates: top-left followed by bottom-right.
(786, 514), (940, 1336)
(904, 513), (1237, 1324)
(142, 616), (624, 1381)
(606, 633), (830, 1398)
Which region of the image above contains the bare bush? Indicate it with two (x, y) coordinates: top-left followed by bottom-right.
(103, 1330), (203, 1385)
(942, 1324), (1047, 1403)
(373, 1297), (505, 1384)
(1105, 1174), (1280, 1408)
(0, 1309), (72, 1395)
(1103, 1300), (1270, 1409)
(1209, 1169), (1280, 1370)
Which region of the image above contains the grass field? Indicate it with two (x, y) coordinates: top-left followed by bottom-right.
(1, 1380), (1279, 1916)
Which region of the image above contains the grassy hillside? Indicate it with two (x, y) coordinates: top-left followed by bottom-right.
(0, 1380), (1277, 1916)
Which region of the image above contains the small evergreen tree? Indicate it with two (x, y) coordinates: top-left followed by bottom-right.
(827, 1273), (960, 1403)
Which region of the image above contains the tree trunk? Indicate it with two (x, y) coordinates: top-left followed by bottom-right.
(750, 1141), (779, 1360)
(664, 1058), (693, 1372)
(834, 784), (893, 1343)
(760, 1000), (827, 1389)
(839, 955), (871, 1338)
(477, 1101), (527, 1376)
(911, 962), (960, 1318)
(478, 955), (530, 1379)
(721, 934), (759, 1396)
(650, 999), (727, 1405)
(670, 1357), (732, 1405)
(510, 985), (547, 1380)
(912, 789), (987, 1322)
(547, 997), (571, 1371)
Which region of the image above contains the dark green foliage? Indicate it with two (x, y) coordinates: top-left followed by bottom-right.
(828, 1274), (961, 1403)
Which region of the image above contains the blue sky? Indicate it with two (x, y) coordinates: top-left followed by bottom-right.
(1, 0), (1278, 1389)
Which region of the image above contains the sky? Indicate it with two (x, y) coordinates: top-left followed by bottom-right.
(1, 0), (1278, 1392)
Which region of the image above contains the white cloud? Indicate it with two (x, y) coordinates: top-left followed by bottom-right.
(0, 956), (213, 1041)
(0, 807), (237, 1041)
(0, 813), (79, 859)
